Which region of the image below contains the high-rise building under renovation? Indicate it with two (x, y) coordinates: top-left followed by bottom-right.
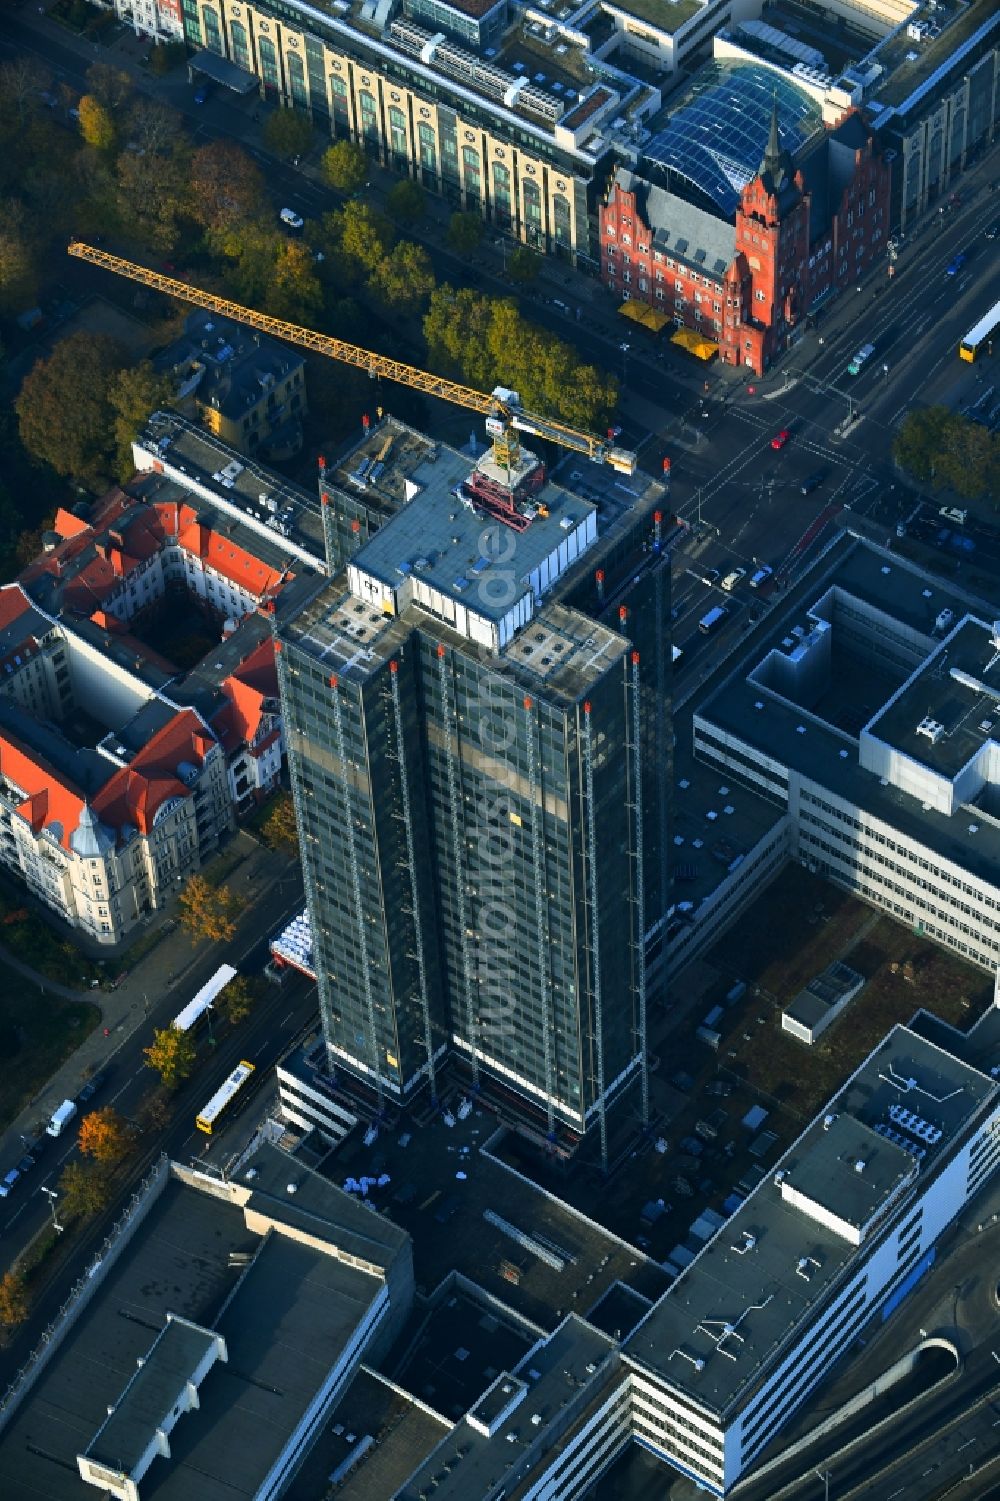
(274, 418), (670, 1151)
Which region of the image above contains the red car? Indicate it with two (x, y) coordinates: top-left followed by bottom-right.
(770, 429), (791, 450)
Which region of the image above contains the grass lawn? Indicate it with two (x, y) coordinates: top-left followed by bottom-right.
(705, 867), (993, 1125)
(0, 960), (99, 1131)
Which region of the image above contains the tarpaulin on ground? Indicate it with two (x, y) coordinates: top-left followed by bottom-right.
(671, 327), (719, 361)
(618, 300), (670, 332)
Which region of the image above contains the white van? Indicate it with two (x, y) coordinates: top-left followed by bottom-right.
(938, 506), (967, 526)
(47, 1099), (77, 1137)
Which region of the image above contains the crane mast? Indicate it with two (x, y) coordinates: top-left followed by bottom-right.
(66, 241), (638, 476)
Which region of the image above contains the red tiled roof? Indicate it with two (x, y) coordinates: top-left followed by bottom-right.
(53, 508), (91, 541)
(94, 709), (214, 836)
(0, 730), (84, 852)
(214, 639), (278, 751)
(0, 585), (33, 635)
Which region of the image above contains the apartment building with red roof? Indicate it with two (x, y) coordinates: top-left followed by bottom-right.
(0, 437), (312, 946)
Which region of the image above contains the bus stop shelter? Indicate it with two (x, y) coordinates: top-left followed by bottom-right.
(187, 50), (259, 94)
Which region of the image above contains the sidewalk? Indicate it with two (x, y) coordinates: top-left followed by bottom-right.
(0, 830), (301, 1152)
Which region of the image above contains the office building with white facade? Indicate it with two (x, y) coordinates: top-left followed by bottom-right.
(619, 1021), (999, 1492)
(670, 535), (1000, 976)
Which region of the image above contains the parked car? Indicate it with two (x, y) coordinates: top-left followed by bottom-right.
(193, 86), (208, 105)
(704, 1081), (733, 1097)
(0, 1168), (20, 1199)
(16, 1153), (35, 1175)
(678, 1136), (705, 1157)
(433, 1194), (460, 1224)
(770, 429), (791, 451)
(279, 207), (305, 230)
(78, 1070), (108, 1105)
(800, 469), (826, 495)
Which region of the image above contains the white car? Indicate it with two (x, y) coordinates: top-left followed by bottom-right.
(847, 343), (875, 376)
(279, 208), (304, 230)
(720, 567), (747, 592)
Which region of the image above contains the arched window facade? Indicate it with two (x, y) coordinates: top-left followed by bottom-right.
(201, 4), (223, 54)
(492, 161), (511, 226)
(359, 89), (380, 147)
(417, 122), (437, 185)
(522, 177), (542, 245)
(330, 74), (350, 134)
(462, 146), (481, 208)
(552, 193), (571, 251)
(258, 35), (281, 91)
(228, 17), (250, 69)
(286, 51), (308, 108)
(388, 106), (408, 168)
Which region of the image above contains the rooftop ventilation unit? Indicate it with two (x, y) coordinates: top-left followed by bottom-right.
(916, 717), (945, 744)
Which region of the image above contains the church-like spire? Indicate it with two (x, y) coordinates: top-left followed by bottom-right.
(760, 93), (781, 178)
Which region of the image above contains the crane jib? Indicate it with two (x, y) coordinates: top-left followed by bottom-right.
(66, 241), (638, 476)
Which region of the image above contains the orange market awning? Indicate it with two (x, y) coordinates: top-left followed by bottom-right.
(671, 327), (719, 361)
(618, 300), (670, 333)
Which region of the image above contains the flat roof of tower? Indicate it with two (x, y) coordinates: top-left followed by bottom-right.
(350, 444), (598, 625)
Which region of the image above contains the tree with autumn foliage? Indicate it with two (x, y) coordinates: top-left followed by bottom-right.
(260, 790), (299, 852)
(78, 1106), (133, 1164)
(144, 1025), (197, 1089)
(190, 139), (267, 232)
(220, 975), (256, 1026)
(59, 1159), (113, 1219)
(178, 874), (237, 944)
(0, 1269), (29, 1328)
(77, 95), (117, 153)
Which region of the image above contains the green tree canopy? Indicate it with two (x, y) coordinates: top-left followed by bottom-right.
(263, 107), (314, 160)
(386, 177), (426, 227)
(370, 240), (435, 313)
(446, 211), (485, 257)
(507, 245), (540, 284)
(267, 238), (324, 324)
(58, 1159), (113, 1219)
(108, 361), (173, 478)
(332, 201), (396, 275)
(893, 406), (998, 502)
(320, 140), (368, 194)
(15, 332), (124, 488)
(0, 200), (37, 313)
(424, 287), (619, 432)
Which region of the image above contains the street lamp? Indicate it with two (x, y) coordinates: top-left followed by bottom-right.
(620, 341), (630, 382)
(40, 1185), (64, 1234)
(814, 1468), (831, 1501)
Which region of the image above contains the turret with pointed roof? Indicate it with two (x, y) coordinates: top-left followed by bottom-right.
(757, 94), (796, 197)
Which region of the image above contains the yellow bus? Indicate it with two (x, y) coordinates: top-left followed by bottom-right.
(196, 1060), (255, 1134)
(959, 300), (1000, 363)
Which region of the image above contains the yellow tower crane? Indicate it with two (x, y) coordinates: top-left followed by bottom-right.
(67, 242), (638, 476)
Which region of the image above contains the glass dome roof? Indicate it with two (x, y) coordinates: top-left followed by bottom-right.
(642, 62), (822, 217)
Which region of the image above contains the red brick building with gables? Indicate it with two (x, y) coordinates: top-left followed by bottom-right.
(600, 107), (891, 374)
